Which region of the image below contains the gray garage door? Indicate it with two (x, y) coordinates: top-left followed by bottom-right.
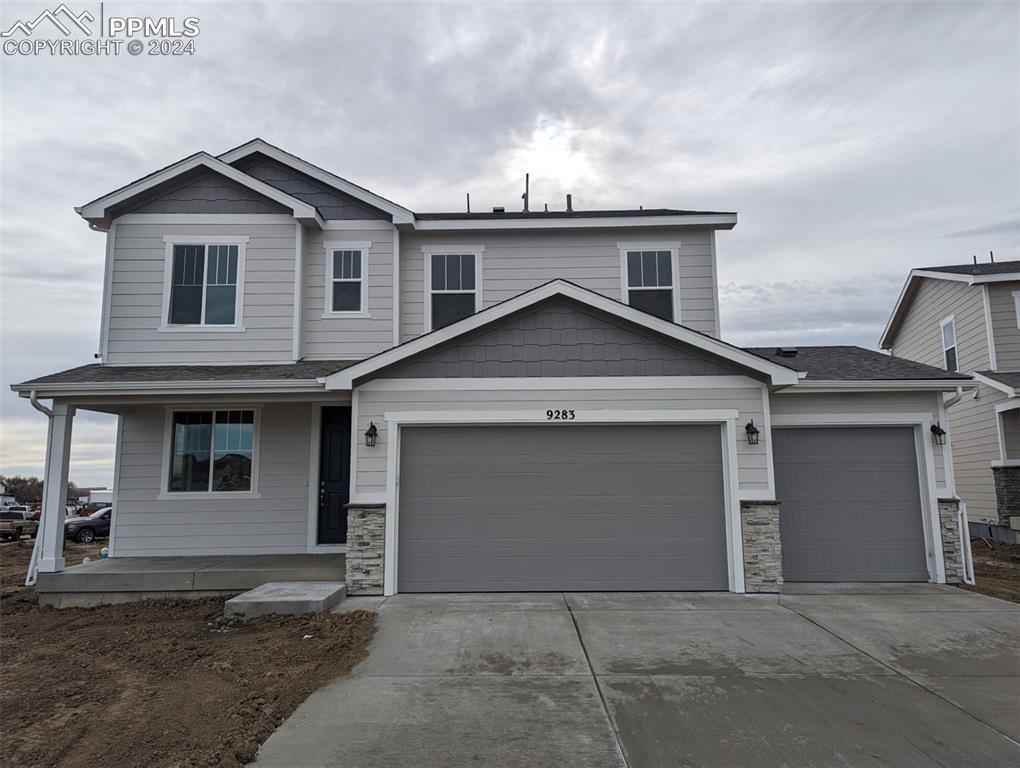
(397, 424), (728, 592)
(773, 427), (928, 582)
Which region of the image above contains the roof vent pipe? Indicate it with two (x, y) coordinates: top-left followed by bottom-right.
(466, 193), (471, 213)
(990, 250), (995, 263)
(566, 194), (573, 212)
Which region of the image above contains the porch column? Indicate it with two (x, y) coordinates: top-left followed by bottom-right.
(38, 402), (75, 573)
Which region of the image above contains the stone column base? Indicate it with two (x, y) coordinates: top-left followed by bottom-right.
(938, 498), (965, 585)
(740, 500), (783, 593)
(345, 503), (385, 595)
(991, 465), (1020, 526)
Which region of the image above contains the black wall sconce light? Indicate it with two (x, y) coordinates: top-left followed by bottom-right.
(745, 420), (760, 445)
(930, 422), (947, 446)
(365, 422), (378, 447)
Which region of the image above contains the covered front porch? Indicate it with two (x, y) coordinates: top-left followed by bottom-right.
(35, 552), (347, 607)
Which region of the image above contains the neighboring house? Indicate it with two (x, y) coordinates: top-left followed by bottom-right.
(0, 480), (16, 507)
(12, 139), (974, 597)
(881, 262), (1020, 526)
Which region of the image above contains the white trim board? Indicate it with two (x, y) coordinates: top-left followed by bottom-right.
(381, 408), (745, 596)
(412, 214), (738, 231)
(982, 285), (998, 370)
(974, 372), (1018, 398)
(357, 375), (762, 392)
(114, 213), (297, 225)
(327, 280), (799, 389)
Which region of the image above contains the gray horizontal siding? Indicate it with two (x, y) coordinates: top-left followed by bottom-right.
(891, 278), (989, 372)
(386, 298), (749, 378)
(769, 391), (947, 490)
(106, 222), (297, 364)
(354, 384), (768, 497)
(111, 403), (313, 556)
(987, 282), (1020, 370)
(302, 227), (395, 359)
(399, 228), (718, 343)
(947, 383), (1007, 523)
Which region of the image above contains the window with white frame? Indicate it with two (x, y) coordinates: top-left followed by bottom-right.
(428, 251), (478, 330)
(328, 248), (365, 313)
(168, 244), (241, 326)
(625, 249), (676, 321)
(940, 316), (958, 372)
(167, 409), (256, 493)
(1013, 290), (1020, 330)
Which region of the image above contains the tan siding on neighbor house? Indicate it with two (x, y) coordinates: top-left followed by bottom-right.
(891, 278), (989, 372)
(398, 228), (718, 343)
(987, 281), (1020, 370)
(352, 383), (768, 497)
(106, 221), (296, 364)
(301, 227), (395, 360)
(112, 402), (315, 556)
(948, 383), (1007, 523)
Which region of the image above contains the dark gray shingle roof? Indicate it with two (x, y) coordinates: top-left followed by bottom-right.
(976, 371), (1020, 390)
(415, 208), (734, 221)
(15, 360), (354, 388)
(745, 346), (971, 381)
(919, 261), (1020, 277)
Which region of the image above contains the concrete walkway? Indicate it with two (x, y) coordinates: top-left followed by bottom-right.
(252, 587), (1020, 767)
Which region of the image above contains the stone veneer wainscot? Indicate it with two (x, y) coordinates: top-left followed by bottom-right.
(345, 503), (385, 595)
(740, 500), (783, 593)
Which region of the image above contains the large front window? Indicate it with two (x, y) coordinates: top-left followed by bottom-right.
(625, 249), (676, 322)
(429, 251), (478, 330)
(168, 244), (240, 326)
(168, 410), (255, 493)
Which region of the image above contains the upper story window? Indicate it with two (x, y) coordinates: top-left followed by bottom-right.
(425, 247), (483, 331)
(166, 409), (257, 494)
(162, 237), (247, 331)
(940, 316), (958, 371)
(620, 245), (679, 322)
(324, 241), (370, 317)
(1013, 290), (1020, 330)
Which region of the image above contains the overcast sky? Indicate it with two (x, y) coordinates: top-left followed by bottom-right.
(1, 0), (1018, 487)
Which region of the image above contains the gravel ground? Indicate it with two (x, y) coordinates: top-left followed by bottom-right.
(0, 540), (375, 768)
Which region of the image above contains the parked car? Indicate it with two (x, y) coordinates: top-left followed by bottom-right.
(64, 507), (112, 543)
(0, 506), (39, 541)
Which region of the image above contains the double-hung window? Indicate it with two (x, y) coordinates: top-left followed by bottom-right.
(324, 241), (370, 315)
(622, 247), (678, 322)
(167, 409), (257, 494)
(164, 238), (246, 328)
(940, 316), (958, 372)
(427, 249), (480, 330)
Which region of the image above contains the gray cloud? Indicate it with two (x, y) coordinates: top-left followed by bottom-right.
(1, 0), (1017, 484)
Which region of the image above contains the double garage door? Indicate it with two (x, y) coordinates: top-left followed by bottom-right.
(395, 424), (930, 592)
(397, 425), (729, 592)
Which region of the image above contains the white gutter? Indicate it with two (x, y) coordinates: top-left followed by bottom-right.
(24, 391), (52, 586)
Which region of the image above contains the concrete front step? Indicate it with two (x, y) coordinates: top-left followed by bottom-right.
(224, 581), (347, 620)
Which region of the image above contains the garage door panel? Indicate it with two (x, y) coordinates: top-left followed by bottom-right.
(774, 427), (928, 582)
(397, 424), (728, 592)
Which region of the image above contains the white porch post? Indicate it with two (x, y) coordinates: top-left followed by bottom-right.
(38, 402), (75, 573)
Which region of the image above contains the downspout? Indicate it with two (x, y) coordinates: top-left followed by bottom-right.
(25, 391), (53, 586)
(941, 386), (975, 584)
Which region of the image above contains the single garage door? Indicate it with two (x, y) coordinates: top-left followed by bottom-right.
(773, 427), (928, 582)
(397, 424), (728, 592)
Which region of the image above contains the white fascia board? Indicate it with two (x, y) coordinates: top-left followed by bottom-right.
(326, 279), (798, 389)
(879, 273), (916, 350)
(911, 269), (1020, 285)
(217, 139), (415, 224)
(412, 214), (738, 231)
(77, 153), (323, 228)
(972, 372), (1017, 398)
(787, 379), (976, 393)
(13, 380), (326, 397)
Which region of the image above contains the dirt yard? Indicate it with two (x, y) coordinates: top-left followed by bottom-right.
(0, 540), (375, 768)
(961, 538), (1020, 604)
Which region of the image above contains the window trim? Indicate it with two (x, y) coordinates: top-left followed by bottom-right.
(940, 315), (958, 372)
(322, 240), (372, 318)
(159, 405), (261, 499)
(422, 245), (484, 333)
(159, 236), (248, 332)
(618, 243), (681, 323)
(1013, 290), (1020, 330)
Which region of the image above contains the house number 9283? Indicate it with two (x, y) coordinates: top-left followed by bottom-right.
(546, 409), (576, 420)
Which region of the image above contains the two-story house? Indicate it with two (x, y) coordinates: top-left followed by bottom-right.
(13, 139), (975, 603)
(881, 262), (1020, 527)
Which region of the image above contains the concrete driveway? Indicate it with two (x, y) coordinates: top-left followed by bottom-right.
(252, 586), (1019, 767)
